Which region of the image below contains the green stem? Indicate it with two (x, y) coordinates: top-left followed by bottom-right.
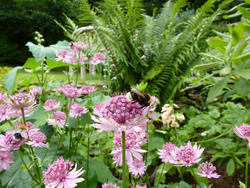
(21, 108), (26, 125)
(18, 150), (39, 184)
(122, 131), (127, 188)
(177, 167), (184, 180)
(197, 128), (232, 144)
(245, 145), (249, 188)
(30, 147), (41, 180)
(68, 128), (73, 159)
(145, 124), (151, 188)
(191, 168), (199, 184)
(52, 134), (63, 162)
(41, 133), (55, 165)
(8, 120), (14, 127)
(156, 163), (165, 187)
(86, 124), (90, 188)
(75, 66), (79, 87)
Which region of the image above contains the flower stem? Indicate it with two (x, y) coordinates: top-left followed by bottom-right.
(156, 163), (165, 187)
(122, 131), (128, 188)
(197, 127), (232, 144)
(21, 108), (26, 125)
(245, 145), (249, 188)
(18, 150), (39, 184)
(68, 128), (73, 159)
(52, 134), (63, 162)
(191, 168), (199, 184)
(86, 123), (90, 188)
(30, 147), (41, 181)
(177, 167), (184, 180)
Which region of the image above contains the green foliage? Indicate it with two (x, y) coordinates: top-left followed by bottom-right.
(79, 0), (222, 104)
(3, 66), (23, 94)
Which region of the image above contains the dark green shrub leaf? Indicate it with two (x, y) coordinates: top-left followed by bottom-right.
(226, 158), (235, 176)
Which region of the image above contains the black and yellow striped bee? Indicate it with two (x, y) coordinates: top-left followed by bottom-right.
(127, 88), (151, 107)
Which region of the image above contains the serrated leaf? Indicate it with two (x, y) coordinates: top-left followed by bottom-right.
(26, 41), (70, 62)
(206, 77), (229, 103)
(194, 62), (220, 71)
(89, 158), (118, 183)
(149, 133), (165, 151)
(226, 158), (235, 176)
(234, 69), (250, 79)
(24, 58), (42, 70)
(3, 66), (23, 95)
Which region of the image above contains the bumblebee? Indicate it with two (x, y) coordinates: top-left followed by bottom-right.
(127, 88), (151, 107)
(13, 124), (28, 141)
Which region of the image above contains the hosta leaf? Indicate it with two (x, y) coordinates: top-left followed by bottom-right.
(206, 76), (229, 103)
(226, 158), (235, 176)
(3, 66), (23, 95)
(46, 59), (69, 70)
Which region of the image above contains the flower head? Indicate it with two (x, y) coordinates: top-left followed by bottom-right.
(0, 130), (27, 151)
(43, 157), (84, 188)
(29, 87), (42, 96)
(90, 53), (106, 65)
(56, 49), (70, 62)
(169, 141), (204, 167)
(0, 104), (11, 123)
(102, 183), (119, 188)
(71, 42), (88, 51)
(136, 185), (147, 188)
(27, 129), (47, 148)
(8, 93), (36, 110)
(0, 150), (13, 171)
(61, 85), (80, 99)
(128, 159), (146, 176)
(47, 111), (67, 128)
(80, 85), (97, 95)
(234, 123), (250, 141)
(158, 142), (175, 163)
(44, 99), (60, 112)
(0, 92), (7, 102)
(69, 102), (88, 118)
(197, 161), (220, 178)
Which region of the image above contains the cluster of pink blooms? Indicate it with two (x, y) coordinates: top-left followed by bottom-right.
(43, 157), (84, 188)
(102, 183), (147, 188)
(80, 85), (96, 95)
(0, 122), (47, 171)
(69, 102), (88, 118)
(29, 86), (42, 96)
(56, 41), (105, 66)
(158, 141), (220, 179)
(56, 84), (96, 98)
(234, 123), (250, 148)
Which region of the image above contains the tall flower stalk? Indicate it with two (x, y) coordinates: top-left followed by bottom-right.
(122, 131), (127, 188)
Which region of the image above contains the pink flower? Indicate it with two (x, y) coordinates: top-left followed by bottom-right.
(158, 142), (175, 163)
(197, 161), (220, 178)
(56, 49), (70, 62)
(44, 99), (60, 111)
(27, 129), (47, 148)
(111, 128), (147, 166)
(0, 150), (13, 171)
(91, 95), (152, 132)
(0, 104), (11, 123)
(8, 93), (36, 110)
(43, 157), (84, 188)
(234, 123), (250, 144)
(169, 141), (204, 167)
(47, 111), (67, 128)
(0, 130), (27, 151)
(80, 85), (97, 95)
(29, 87), (42, 96)
(15, 122), (34, 130)
(0, 92), (7, 102)
(90, 53), (106, 65)
(61, 85), (80, 99)
(102, 183), (119, 188)
(71, 42), (88, 51)
(128, 159), (146, 176)
(69, 102), (88, 118)
(136, 185), (147, 188)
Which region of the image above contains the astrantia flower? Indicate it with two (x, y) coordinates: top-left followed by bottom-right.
(0, 92), (7, 102)
(234, 123), (250, 141)
(29, 87), (42, 96)
(0, 130), (27, 151)
(27, 129), (47, 148)
(158, 142), (175, 163)
(136, 185), (147, 188)
(56, 49), (70, 62)
(111, 128), (147, 166)
(8, 93), (36, 110)
(197, 161), (220, 178)
(102, 183), (119, 188)
(69, 102), (88, 118)
(80, 85), (97, 95)
(128, 159), (146, 176)
(90, 53), (106, 65)
(0, 104), (11, 123)
(47, 111), (67, 128)
(71, 41), (88, 51)
(0, 150), (13, 171)
(44, 99), (60, 111)
(43, 157), (84, 188)
(169, 141), (204, 167)
(61, 85), (80, 98)
(91, 95), (153, 132)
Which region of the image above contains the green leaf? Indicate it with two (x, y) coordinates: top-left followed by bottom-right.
(226, 158), (235, 176)
(89, 158), (118, 183)
(234, 69), (250, 79)
(24, 58), (41, 70)
(179, 181), (192, 188)
(194, 62), (220, 71)
(207, 77), (229, 103)
(26, 105), (48, 126)
(26, 40), (70, 62)
(237, 7), (250, 19)
(234, 53), (250, 63)
(3, 66), (23, 94)
(207, 37), (227, 53)
(148, 133), (165, 151)
(143, 65), (165, 81)
(46, 59), (69, 70)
